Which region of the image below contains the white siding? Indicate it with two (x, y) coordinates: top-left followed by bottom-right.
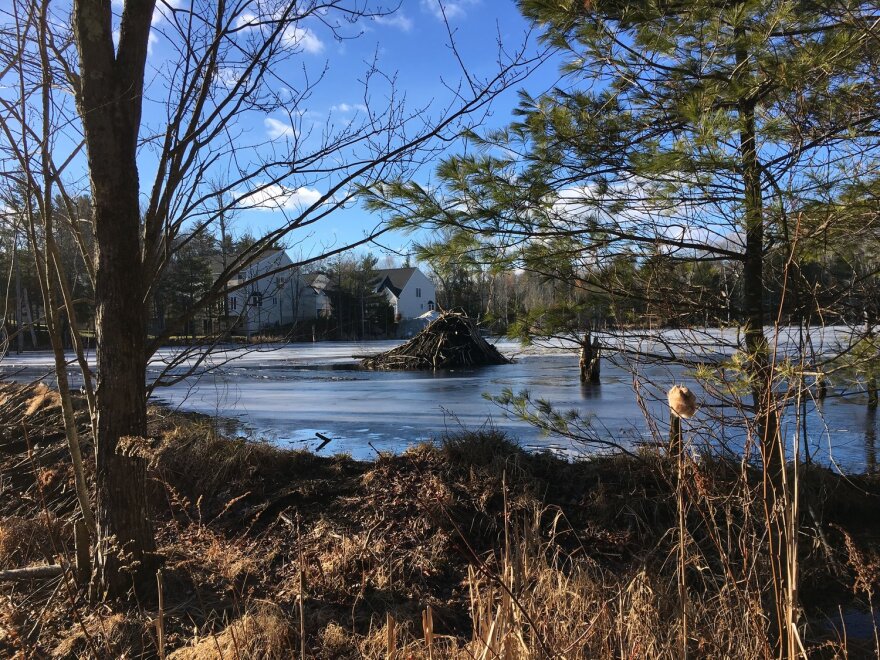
(395, 269), (436, 319)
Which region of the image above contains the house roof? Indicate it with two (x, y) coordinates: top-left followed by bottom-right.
(302, 272), (329, 292)
(374, 267), (419, 297)
(209, 247), (288, 279)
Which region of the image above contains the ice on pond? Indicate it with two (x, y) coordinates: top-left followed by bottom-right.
(1, 331), (877, 469)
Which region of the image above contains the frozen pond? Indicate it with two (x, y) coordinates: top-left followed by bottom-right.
(1, 332), (877, 470)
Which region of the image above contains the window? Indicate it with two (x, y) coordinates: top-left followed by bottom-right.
(416, 287), (422, 298)
(229, 297), (237, 311)
(272, 297), (277, 305)
(250, 292), (263, 307)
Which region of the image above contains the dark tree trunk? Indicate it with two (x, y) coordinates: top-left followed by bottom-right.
(738, 40), (790, 655)
(867, 311), (878, 409)
(91, 208), (156, 596)
(579, 332), (600, 383)
(74, 0), (158, 599)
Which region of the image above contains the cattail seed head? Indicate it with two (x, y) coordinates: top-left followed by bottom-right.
(668, 385), (698, 419)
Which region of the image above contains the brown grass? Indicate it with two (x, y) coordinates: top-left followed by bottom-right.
(52, 613), (146, 659)
(168, 603), (291, 660)
(0, 515), (65, 568)
(24, 383), (61, 417)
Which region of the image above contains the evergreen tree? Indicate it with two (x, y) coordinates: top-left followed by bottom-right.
(153, 231), (216, 337)
(327, 253), (394, 339)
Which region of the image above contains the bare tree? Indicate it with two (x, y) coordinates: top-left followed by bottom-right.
(0, 0), (543, 597)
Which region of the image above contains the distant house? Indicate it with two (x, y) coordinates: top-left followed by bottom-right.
(226, 249), (331, 335)
(291, 272), (333, 322)
(374, 267), (436, 320)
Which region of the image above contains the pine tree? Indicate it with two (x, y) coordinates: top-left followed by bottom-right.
(365, 1), (880, 652)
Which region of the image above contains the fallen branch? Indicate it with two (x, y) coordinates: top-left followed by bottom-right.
(315, 432), (333, 452)
(0, 564), (65, 581)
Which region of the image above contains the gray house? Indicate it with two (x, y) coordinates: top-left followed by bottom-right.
(226, 249), (331, 334)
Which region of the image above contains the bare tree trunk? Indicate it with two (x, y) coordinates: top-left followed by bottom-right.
(867, 312), (878, 408)
(27, 2), (97, 538)
(73, 0), (157, 598)
(89, 119), (157, 600)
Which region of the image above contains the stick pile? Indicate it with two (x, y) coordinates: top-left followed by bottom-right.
(361, 312), (511, 370)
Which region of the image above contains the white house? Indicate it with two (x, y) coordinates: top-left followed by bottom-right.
(374, 267), (436, 320)
(227, 249), (331, 334)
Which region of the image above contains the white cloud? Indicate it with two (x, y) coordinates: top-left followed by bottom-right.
(236, 11), (258, 29)
(235, 11), (324, 55)
(282, 25), (324, 54)
(152, 0), (186, 26)
(216, 67), (246, 89)
(264, 117), (297, 140)
(330, 102), (367, 113)
(138, 0), (186, 57)
(374, 12), (414, 32)
(550, 178), (741, 256)
(239, 185), (323, 211)
(421, 0), (479, 21)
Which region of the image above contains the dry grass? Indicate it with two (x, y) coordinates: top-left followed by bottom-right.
(52, 613), (147, 659)
(168, 602), (291, 660)
(24, 384), (61, 417)
(0, 515), (66, 568)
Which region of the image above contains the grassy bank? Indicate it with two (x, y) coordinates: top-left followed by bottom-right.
(1, 382), (879, 658)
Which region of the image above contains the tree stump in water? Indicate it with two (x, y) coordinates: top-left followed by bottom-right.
(579, 334), (601, 383)
(816, 372), (827, 402)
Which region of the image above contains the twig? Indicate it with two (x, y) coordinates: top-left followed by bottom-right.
(156, 569), (166, 660)
(298, 515), (306, 660)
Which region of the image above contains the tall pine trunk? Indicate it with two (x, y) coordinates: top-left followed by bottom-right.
(737, 36), (792, 656)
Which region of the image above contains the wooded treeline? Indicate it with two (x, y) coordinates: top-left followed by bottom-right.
(0, 200), (396, 345)
(420, 235), (880, 335)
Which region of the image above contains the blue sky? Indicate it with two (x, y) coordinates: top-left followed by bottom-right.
(132, 0), (562, 267)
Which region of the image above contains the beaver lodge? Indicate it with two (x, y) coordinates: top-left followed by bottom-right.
(361, 311), (512, 370)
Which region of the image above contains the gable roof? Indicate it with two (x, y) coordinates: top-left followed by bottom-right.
(303, 272), (329, 292)
(374, 267), (419, 297)
(208, 247), (289, 279)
